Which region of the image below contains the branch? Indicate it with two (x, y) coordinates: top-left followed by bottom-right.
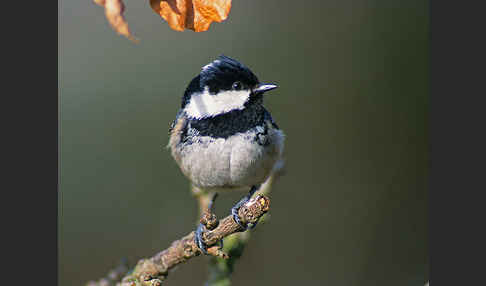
(86, 194), (270, 286)
(204, 164), (284, 286)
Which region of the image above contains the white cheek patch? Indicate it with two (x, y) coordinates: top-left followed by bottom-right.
(184, 87), (251, 118)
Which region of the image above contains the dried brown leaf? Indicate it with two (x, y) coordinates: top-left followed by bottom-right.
(95, 0), (138, 42)
(150, 0), (232, 32)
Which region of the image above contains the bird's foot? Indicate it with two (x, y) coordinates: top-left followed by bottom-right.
(194, 193), (223, 255)
(194, 223), (208, 254)
(231, 186), (258, 231)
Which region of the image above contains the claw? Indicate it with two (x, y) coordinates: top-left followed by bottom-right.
(194, 193), (223, 255)
(195, 223), (208, 254)
(231, 186), (258, 231)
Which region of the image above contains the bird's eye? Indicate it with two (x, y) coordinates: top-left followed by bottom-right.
(232, 81), (242, 90)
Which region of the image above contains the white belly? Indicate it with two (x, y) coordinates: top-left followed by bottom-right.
(175, 128), (284, 190)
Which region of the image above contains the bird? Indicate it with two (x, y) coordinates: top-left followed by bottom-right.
(168, 55), (285, 254)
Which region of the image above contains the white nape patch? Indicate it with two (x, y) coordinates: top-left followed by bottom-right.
(184, 87), (251, 118)
(202, 60), (220, 72)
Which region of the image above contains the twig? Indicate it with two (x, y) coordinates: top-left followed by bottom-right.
(204, 164), (284, 286)
(86, 194), (270, 286)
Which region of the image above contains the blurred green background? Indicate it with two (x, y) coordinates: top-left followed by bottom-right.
(59, 1), (428, 285)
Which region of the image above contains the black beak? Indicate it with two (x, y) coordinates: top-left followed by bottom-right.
(254, 83), (278, 94)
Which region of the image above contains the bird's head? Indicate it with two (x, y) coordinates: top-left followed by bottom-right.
(181, 55), (277, 119)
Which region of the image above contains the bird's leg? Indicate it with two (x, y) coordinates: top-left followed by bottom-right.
(231, 186), (258, 230)
(192, 186), (212, 216)
(194, 222), (208, 254)
(194, 193), (222, 255)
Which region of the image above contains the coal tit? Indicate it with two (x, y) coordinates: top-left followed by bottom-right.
(168, 55), (284, 253)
